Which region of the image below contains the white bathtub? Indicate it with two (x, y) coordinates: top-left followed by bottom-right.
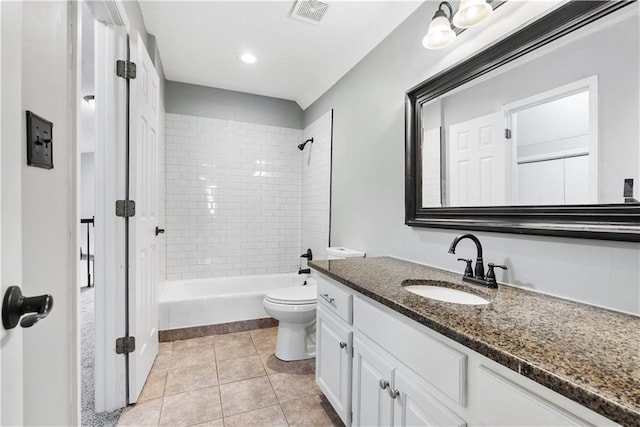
(159, 273), (308, 330)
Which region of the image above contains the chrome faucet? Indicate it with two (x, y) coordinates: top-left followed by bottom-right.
(448, 233), (506, 288)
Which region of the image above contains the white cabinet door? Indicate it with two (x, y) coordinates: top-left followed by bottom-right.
(393, 367), (466, 427)
(352, 336), (395, 427)
(316, 305), (353, 426)
(477, 366), (590, 426)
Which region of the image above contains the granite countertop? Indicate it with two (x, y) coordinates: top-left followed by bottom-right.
(309, 257), (640, 427)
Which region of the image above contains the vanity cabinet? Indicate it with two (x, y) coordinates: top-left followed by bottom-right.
(316, 305), (352, 425)
(314, 273), (615, 426)
(353, 334), (465, 427)
(315, 277), (354, 426)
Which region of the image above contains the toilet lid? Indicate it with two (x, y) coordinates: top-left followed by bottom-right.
(265, 284), (317, 305)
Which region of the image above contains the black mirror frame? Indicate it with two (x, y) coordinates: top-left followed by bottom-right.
(405, 0), (640, 242)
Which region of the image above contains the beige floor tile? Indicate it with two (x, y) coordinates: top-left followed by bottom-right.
(219, 376), (278, 417)
(249, 328), (278, 354)
(217, 355), (266, 384)
(159, 387), (222, 426)
(281, 394), (343, 427)
(152, 351), (174, 372)
(224, 404), (288, 427)
(214, 332), (257, 360)
(165, 362), (218, 395)
(269, 372), (320, 403)
(171, 345), (216, 369)
(259, 352), (315, 376)
(117, 398), (163, 426)
(159, 341), (173, 354)
(139, 370), (167, 401)
(173, 336), (214, 351)
(192, 419), (225, 427)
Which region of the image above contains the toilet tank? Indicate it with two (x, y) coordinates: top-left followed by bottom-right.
(326, 247), (366, 260)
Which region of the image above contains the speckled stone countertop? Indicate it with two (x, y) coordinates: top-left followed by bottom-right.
(309, 257), (640, 426)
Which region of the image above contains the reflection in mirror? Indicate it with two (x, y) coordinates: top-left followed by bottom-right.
(420, 6), (638, 208)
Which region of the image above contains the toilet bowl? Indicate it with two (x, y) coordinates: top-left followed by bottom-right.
(263, 247), (366, 361)
(263, 282), (317, 361)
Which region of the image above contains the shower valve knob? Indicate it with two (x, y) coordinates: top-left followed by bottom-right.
(155, 226), (165, 236)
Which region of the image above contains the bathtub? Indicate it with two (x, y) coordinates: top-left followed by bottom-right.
(159, 273), (308, 330)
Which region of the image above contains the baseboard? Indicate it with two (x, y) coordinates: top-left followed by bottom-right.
(158, 317), (279, 342)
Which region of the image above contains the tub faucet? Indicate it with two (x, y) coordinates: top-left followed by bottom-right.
(298, 268), (311, 275)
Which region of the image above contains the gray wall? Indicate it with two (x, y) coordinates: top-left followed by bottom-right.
(166, 81), (304, 129)
(304, 2), (640, 314)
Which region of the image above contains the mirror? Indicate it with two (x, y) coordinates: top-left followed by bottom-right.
(405, 0), (640, 242)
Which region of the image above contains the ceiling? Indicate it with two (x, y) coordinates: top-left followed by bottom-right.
(139, 1), (424, 109)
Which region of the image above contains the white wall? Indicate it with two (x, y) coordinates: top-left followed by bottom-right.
(301, 110), (333, 262)
(21, 1), (77, 424)
(81, 153), (95, 218)
(304, 1), (640, 315)
(165, 113), (303, 279)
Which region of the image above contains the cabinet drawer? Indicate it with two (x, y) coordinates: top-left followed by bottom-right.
(317, 276), (353, 324)
(477, 366), (589, 426)
(354, 296), (467, 406)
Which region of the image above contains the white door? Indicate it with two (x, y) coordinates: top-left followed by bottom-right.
(352, 336), (395, 427)
(316, 306), (352, 425)
(128, 32), (160, 403)
(448, 112), (508, 206)
(94, 21), (128, 411)
(1, 1), (24, 424)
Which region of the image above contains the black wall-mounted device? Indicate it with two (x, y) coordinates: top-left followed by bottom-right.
(26, 111), (54, 169)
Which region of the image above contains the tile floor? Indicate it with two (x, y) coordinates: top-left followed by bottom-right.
(117, 327), (344, 426)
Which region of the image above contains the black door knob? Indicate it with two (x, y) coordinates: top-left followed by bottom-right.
(155, 226), (165, 236)
(2, 286), (54, 329)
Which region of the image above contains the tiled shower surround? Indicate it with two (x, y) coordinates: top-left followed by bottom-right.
(165, 113), (305, 280)
(301, 111), (332, 262)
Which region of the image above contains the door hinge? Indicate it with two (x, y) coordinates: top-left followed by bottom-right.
(505, 128), (512, 139)
(115, 336), (136, 354)
(351, 346), (354, 358)
(115, 200), (136, 218)
(116, 60), (137, 79)
(350, 411), (353, 423)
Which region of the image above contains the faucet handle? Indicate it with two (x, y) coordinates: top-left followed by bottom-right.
(486, 263), (507, 284)
(457, 258), (474, 277)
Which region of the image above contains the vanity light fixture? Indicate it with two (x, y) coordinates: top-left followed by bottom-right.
(453, 0), (493, 28)
(423, 0), (493, 50)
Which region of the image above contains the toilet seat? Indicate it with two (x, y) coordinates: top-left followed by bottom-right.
(264, 284), (317, 305)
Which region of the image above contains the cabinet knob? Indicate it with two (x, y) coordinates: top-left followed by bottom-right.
(388, 388), (400, 399)
(339, 341), (347, 349)
(379, 380), (389, 390)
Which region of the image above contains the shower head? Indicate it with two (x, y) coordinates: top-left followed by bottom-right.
(297, 138), (314, 151)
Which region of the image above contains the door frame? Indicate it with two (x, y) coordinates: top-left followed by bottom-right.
(81, 0), (130, 413)
(502, 76), (599, 204)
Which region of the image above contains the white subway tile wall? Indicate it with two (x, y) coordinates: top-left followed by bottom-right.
(301, 111), (332, 262)
(157, 109), (167, 280)
(165, 113), (303, 280)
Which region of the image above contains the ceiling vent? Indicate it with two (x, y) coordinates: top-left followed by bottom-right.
(290, 0), (330, 25)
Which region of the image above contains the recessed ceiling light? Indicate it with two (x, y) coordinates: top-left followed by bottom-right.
(239, 53), (257, 64)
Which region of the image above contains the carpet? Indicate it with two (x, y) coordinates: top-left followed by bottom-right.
(81, 287), (124, 426)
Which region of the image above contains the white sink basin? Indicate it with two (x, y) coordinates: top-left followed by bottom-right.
(404, 285), (490, 305)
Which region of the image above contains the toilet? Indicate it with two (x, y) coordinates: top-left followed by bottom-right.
(263, 246), (365, 361)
